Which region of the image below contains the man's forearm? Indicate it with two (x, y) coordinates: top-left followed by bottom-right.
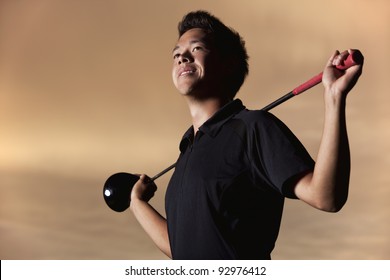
(294, 97), (350, 212)
(313, 98), (350, 211)
(130, 199), (172, 258)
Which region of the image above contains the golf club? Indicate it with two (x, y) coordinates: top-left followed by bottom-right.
(262, 49), (363, 111)
(103, 49), (363, 212)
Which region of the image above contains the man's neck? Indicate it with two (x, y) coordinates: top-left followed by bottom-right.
(185, 96), (230, 134)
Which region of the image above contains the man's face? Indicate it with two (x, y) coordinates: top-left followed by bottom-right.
(172, 28), (223, 98)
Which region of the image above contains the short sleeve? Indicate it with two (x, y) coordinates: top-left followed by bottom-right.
(247, 111), (315, 198)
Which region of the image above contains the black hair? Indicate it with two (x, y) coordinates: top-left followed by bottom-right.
(178, 10), (249, 98)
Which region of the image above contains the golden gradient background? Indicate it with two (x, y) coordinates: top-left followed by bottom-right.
(1, 0), (389, 259)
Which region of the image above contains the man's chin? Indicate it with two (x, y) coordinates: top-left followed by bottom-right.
(180, 91), (222, 102)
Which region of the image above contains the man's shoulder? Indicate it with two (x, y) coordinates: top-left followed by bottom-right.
(234, 107), (278, 126)
(221, 108), (279, 140)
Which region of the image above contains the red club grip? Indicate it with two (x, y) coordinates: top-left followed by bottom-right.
(292, 49), (363, 95)
(335, 49), (364, 70)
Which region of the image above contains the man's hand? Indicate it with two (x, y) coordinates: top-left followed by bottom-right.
(322, 49), (364, 100)
(131, 174), (157, 203)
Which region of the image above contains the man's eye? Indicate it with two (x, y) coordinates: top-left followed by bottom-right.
(192, 46), (202, 52)
(173, 53), (180, 59)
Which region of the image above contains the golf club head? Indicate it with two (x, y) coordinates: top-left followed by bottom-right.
(103, 172), (139, 212)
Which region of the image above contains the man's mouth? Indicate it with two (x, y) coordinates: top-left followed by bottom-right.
(179, 68), (196, 77)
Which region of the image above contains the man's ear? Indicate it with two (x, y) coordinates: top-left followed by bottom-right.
(218, 56), (239, 99)
(223, 55), (238, 79)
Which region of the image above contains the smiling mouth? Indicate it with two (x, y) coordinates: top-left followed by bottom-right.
(179, 69), (196, 76)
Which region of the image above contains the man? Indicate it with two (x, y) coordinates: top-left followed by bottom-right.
(129, 11), (363, 259)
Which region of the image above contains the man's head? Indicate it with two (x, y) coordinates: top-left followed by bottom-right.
(172, 10), (249, 100)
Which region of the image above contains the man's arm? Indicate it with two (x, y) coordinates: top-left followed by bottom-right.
(291, 49), (363, 212)
(130, 174), (172, 258)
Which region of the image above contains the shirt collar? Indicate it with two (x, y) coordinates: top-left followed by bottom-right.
(179, 99), (246, 153)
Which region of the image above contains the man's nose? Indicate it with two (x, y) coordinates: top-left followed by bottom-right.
(178, 51), (192, 64)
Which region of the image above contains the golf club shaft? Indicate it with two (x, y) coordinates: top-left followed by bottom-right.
(150, 162), (176, 181)
(150, 50), (363, 180)
(261, 50), (363, 112)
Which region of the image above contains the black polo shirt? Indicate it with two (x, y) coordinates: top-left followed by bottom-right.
(165, 99), (314, 259)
